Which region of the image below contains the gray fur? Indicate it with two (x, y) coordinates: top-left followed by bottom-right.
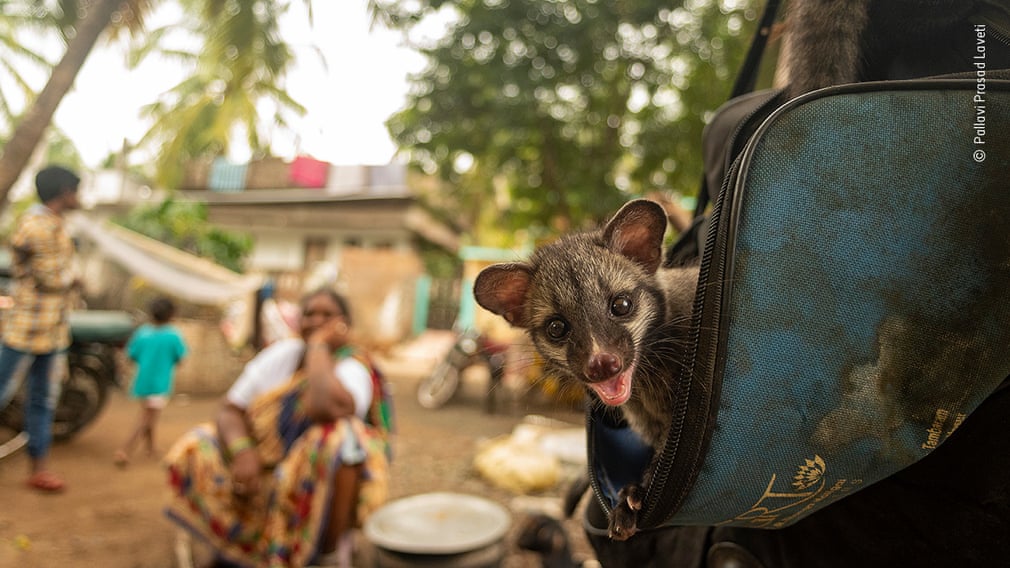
(785, 0), (872, 97)
(784, 0), (983, 99)
(474, 199), (699, 539)
(475, 201), (698, 446)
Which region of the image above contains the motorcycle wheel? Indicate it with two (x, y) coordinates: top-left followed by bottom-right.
(0, 388), (25, 432)
(0, 426), (27, 460)
(417, 358), (462, 409)
(52, 363), (108, 442)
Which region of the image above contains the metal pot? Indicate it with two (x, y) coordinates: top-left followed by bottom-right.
(364, 492), (511, 568)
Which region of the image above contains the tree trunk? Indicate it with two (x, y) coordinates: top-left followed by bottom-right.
(0, 0), (124, 205)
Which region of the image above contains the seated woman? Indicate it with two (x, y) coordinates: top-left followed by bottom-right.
(164, 288), (393, 568)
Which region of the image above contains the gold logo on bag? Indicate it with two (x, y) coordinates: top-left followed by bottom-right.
(920, 408), (965, 450)
(792, 455), (825, 490)
(719, 454), (861, 528)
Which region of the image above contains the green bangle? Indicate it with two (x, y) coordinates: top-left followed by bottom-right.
(227, 436), (255, 456)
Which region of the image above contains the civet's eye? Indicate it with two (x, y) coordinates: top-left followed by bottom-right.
(545, 317), (570, 341)
(610, 294), (632, 317)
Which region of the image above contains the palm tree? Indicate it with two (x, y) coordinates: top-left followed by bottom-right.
(131, 0), (310, 189)
(0, 0), (310, 204)
(0, 0), (153, 205)
(0, 2), (54, 135)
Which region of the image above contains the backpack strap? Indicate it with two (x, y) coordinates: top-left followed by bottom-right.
(691, 0), (784, 219)
(729, 0), (783, 99)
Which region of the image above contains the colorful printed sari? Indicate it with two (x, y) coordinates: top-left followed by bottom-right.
(164, 353), (392, 568)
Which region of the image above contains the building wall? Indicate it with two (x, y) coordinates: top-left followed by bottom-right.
(82, 188), (442, 349)
(172, 319), (252, 394)
(247, 235), (424, 351)
(338, 247), (423, 350)
(248, 232), (305, 272)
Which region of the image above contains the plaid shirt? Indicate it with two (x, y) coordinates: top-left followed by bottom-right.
(3, 205), (75, 353)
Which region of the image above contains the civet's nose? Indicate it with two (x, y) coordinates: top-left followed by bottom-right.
(587, 352), (622, 381)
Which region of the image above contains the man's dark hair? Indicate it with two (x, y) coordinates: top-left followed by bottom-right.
(35, 165), (80, 203)
(149, 296), (176, 324)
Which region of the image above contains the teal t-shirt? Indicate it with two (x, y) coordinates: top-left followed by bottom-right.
(127, 324), (188, 398)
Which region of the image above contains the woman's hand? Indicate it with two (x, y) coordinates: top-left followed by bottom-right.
(216, 402), (262, 498)
(307, 316), (350, 352)
(303, 317), (357, 422)
(230, 450), (261, 498)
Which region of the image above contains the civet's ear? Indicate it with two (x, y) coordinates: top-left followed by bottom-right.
(474, 263), (533, 328)
(603, 199), (668, 274)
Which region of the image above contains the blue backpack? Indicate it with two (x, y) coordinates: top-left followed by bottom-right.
(586, 75), (1010, 532)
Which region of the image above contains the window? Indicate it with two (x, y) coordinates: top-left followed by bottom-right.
(304, 237), (329, 267)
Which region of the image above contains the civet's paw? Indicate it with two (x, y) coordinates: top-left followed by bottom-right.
(608, 483), (644, 541)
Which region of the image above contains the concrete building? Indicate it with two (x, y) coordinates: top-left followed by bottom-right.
(82, 161), (459, 349)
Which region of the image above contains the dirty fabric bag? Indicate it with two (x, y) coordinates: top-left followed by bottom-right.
(587, 78), (1010, 531)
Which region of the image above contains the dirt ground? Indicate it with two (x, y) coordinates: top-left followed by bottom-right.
(0, 341), (598, 568)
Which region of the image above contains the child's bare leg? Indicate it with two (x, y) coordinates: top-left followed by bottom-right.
(143, 406), (161, 457)
(116, 404), (149, 465)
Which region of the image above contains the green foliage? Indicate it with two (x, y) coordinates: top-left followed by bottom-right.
(114, 197), (252, 273)
(372, 0), (761, 243)
(416, 236), (462, 279)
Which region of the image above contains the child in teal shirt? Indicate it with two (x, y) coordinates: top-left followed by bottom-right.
(115, 296), (188, 466)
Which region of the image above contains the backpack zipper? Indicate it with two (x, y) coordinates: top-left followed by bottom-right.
(638, 151), (740, 528)
(639, 90), (783, 528)
(587, 91), (781, 528)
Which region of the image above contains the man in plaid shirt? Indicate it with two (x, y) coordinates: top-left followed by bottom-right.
(0, 165), (81, 492)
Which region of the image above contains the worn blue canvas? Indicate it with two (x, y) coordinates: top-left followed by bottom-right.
(589, 79), (1010, 529)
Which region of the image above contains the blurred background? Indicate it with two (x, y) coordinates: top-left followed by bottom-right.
(0, 1), (779, 566)
(0, 1), (772, 365)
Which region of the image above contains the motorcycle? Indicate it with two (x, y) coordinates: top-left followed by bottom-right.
(0, 309), (136, 457)
(417, 327), (509, 413)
